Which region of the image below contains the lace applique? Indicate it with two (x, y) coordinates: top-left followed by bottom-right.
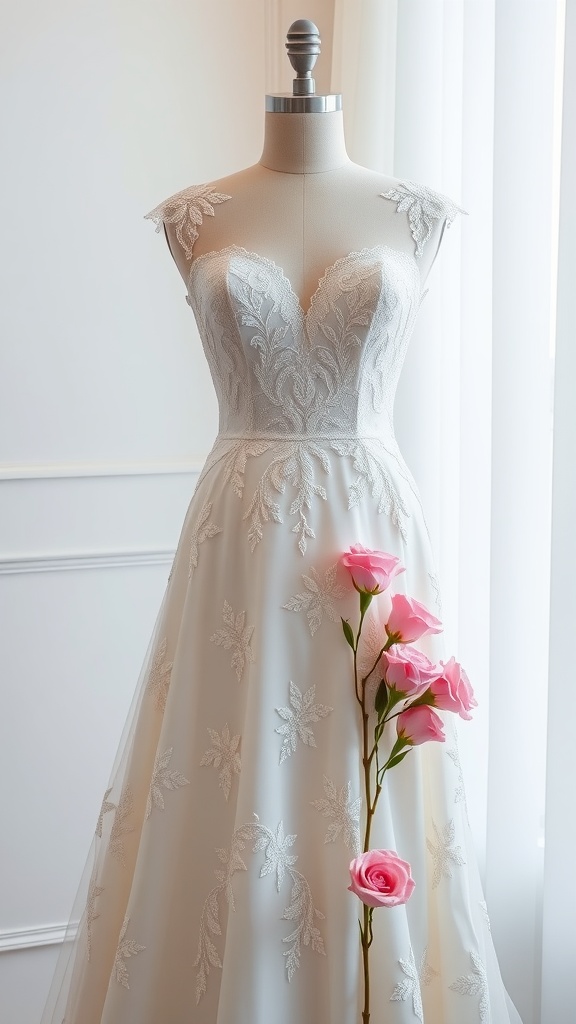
(449, 951), (490, 1021)
(113, 915), (146, 989)
(390, 946), (438, 1022)
(146, 637), (173, 713)
(209, 600), (255, 681)
(275, 681), (333, 764)
(188, 501), (222, 579)
(85, 879), (104, 961)
(109, 786), (135, 867)
(282, 561), (346, 634)
(95, 788), (114, 838)
(311, 776), (361, 853)
(446, 746), (466, 804)
(144, 184), (231, 259)
(145, 747), (190, 819)
(426, 819), (466, 888)
(330, 436), (415, 538)
(381, 181), (466, 259)
(187, 246), (423, 551)
(200, 724), (242, 800)
(194, 819), (325, 1001)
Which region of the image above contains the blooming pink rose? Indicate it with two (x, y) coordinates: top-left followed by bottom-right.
(381, 646), (440, 698)
(429, 657), (477, 720)
(396, 704), (445, 745)
(348, 849), (415, 908)
(385, 594), (443, 644)
(340, 544), (405, 595)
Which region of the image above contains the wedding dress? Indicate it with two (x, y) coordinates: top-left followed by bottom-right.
(40, 179), (523, 1024)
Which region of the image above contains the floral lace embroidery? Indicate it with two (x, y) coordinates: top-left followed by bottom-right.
(187, 246), (423, 553)
(426, 819), (466, 889)
(390, 946), (438, 1022)
(188, 501), (222, 579)
(209, 600), (255, 681)
(113, 915), (145, 989)
(146, 637), (173, 713)
(109, 786), (135, 867)
(144, 184), (231, 260)
(449, 951), (490, 1021)
(380, 181), (466, 259)
(95, 787), (114, 838)
(446, 746), (466, 804)
(200, 724), (242, 800)
(311, 776), (361, 853)
(275, 681), (333, 764)
(85, 879), (104, 962)
(145, 747), (190, 819)
(282, 561), (346, 634)
(194, 819), (325, 1002)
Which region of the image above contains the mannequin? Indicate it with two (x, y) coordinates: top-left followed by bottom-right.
(160, 28), (449, 309)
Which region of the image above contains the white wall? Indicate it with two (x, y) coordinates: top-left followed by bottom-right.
(1, 2), (337, 1021)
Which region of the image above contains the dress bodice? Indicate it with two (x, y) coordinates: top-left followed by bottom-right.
(187, 243), (421, 444)
(145, 181), (465, 554)
(145, 179), (465, 446)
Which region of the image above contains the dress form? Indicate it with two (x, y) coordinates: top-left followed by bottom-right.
(163, 30), (447, 308)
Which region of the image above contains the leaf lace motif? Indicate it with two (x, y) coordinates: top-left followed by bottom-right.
(188, 500), (222, 579)
(282, 561), (346, 635)
(113, 914), (146, 989)
(275, 681), (333, 764)
(145, 747), (190, 819)
(210, 600), (255, 681)
(146, 636), (173, 713)
(311, 776), (361, 853)
(390, 946), (438, 1022)
(426, 818), (466, 889)
(200, 724), (242, 801)
(85, 878), (104, 962)
(194, 819), (325, 1002)
(449, 951), (490, 1022)
(381, 180), (466, 259)
(144, 184), (231, 260)
(109, 786), (135, 867)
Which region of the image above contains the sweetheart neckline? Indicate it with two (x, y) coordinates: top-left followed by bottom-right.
(186, 243), (422, 321)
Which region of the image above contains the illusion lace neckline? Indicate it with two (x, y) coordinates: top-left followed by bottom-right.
(186, 243), (421, 320)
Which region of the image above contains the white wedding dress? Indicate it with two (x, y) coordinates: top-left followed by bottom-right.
(40, 179), (523, 1024)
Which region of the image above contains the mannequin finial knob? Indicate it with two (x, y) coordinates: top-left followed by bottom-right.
(285, 19), (320, 96)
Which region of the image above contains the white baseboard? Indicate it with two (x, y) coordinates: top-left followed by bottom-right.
(0, 460), (203, 481)
(0, 922), (78, 953)
(0, 549), (175, 575)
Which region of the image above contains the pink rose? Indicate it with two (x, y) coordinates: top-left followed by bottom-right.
(385, 594), (443, 644)
(429, 657), (477, 720)
(348, 849), (415, 908)
(396, 704), (445, 745)
(340, 544), (405, 595)
(381, 646), (440, 697)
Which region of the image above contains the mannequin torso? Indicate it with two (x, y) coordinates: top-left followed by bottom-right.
(160, 111), (451, 310)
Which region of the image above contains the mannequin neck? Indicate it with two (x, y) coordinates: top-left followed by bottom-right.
(259, 110), (350, 174)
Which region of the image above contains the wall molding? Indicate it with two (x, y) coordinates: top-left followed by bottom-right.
(0, 548), (175, 575)
(0, 459), (203, 481)
(0, 921), (78, 953)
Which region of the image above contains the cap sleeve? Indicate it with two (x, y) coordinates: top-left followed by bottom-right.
(380, 180), (467, 263)
(144, 183), (232, 260)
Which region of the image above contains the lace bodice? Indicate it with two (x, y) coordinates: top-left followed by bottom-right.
(145, 180), (464, 445)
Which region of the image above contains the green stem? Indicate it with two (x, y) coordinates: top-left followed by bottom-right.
(361, 904), (371, 1024)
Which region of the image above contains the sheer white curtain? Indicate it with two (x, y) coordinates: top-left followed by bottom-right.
(331, 3), (569, 1023)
